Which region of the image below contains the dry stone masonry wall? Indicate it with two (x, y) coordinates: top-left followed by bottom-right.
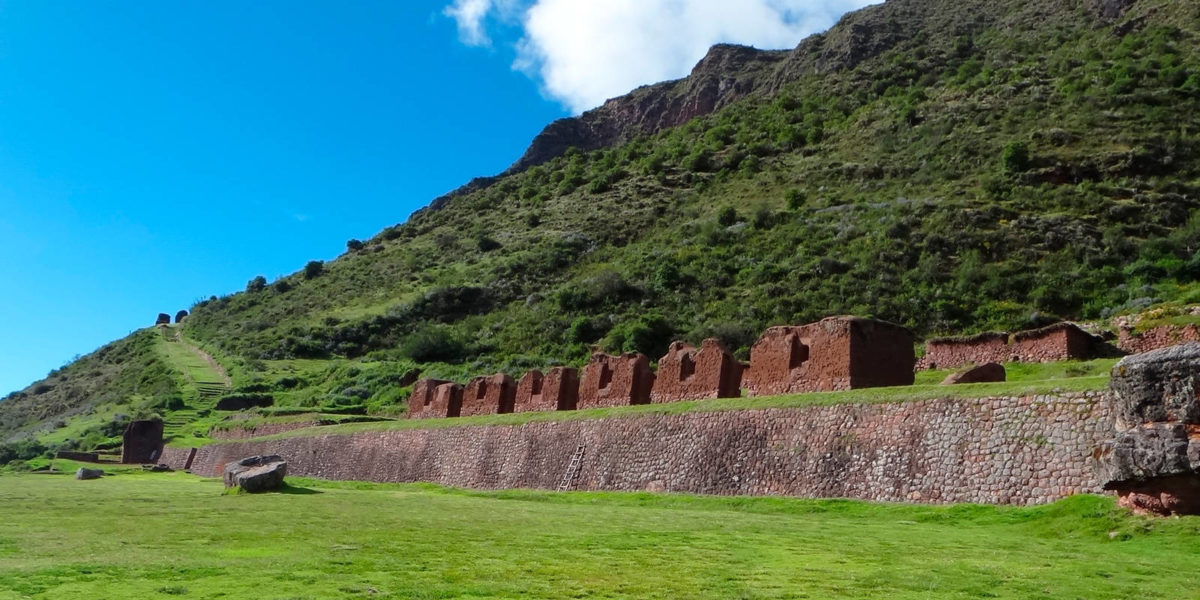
(168, 392), (1111, 506)
(919, 323), (1100, 370)
(1117, 323), (1200, 355)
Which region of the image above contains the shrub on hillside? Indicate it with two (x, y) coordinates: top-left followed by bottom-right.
(1001, 141), (1031, 172)
(603, 313), (675, 359)
(0, 439), (48, 464)
(246, 275), (267, 293)
(476, 235), (502, 252)
(304, 260), (324, 279)
(399, 326), (468, 363)
(717, 206), (739, 227)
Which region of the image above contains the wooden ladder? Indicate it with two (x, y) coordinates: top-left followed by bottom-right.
(557, 445), (585, 491)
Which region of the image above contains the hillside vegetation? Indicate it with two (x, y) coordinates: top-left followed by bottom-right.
(4, 0), (1200, 450)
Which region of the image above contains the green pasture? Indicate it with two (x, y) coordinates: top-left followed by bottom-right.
(0, 470), (1197, 599)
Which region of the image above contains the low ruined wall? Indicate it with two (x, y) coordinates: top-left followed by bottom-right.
(918, 333), (1011, 370)
(209, 421), (322, 440)
(1118, 324), (1200, 355)
(168, 392), (1112, 505)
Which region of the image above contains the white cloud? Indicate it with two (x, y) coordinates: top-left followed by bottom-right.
(446, 0), (880, 113)
(444, 0), (496, 46)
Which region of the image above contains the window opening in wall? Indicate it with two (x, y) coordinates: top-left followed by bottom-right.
(530, 376), (543, 396)
(679, 354), (696, 381)
(476, 382), (487, 399)
(598, 363), (613, 390)
(789, 336), (810, 370)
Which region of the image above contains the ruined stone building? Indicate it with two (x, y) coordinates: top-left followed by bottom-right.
(651, 339), (743, 403)
(515, 367), (579, 413)
(409, 379), (463, 419)
(461, 374), (517, 417)
(919, 322), (1099, 370)
(1010, 322), (1094, 363)
(578, 352), (655, 409)
(743, 316), (914, 396)
(121, 419), (164, 464)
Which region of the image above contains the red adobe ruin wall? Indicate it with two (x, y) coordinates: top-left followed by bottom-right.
(917, 323), (1097, 370)
(514, 367), (579, 413)
(431, 383), (464, 418)
(743, 317), (913, 396)
(847, 318), (916, 388)
(1118, 324), (1200, 355)
(167, 391), (1112, 506)
(917, 332), (1012, 370)
(578, 353), (655, 409)
(651, 339), (743, 403)
(121, 419), (164, 464)
(461, 374), (517, 417)
(1010, 323), (1093, 363)
(409, 379), (452, 419)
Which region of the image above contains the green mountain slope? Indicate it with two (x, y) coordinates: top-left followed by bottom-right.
(4, 0), (1200, 452)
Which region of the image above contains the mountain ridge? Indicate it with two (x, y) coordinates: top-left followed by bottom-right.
(4, 0), (1200, 457)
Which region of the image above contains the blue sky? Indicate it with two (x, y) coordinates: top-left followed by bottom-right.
(0, 0), (872, 395)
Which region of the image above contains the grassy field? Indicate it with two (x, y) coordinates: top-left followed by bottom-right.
(0, 469), (1198, 599)
(183, 359), (1116, 447)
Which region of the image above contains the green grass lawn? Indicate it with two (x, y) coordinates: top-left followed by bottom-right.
(0, 470), (1197, 599)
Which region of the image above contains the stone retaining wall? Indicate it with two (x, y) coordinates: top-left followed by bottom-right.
(1118, 324), (1200, 355)
(167, 392), (1112, 506)
(209, 421), (322, 440)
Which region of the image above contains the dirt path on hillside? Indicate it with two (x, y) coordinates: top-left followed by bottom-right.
(171, 329), (232, 387)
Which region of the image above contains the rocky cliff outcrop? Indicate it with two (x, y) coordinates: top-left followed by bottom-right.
(506, 44), (788, 173)
(504, 0), (1142, 175)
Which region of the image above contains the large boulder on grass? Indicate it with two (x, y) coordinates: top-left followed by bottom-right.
(1100, 343), (1200, 515)
(75, 468), (104, 480)
(941, 363), (1006, 385)
(222, 455), (287, 493)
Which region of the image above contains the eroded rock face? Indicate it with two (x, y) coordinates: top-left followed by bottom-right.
(1100, 343), (1200, 515)
(1090, 0), (1136, 20)
(223, 455), (287, 493)
(941, 363), (1006, 385)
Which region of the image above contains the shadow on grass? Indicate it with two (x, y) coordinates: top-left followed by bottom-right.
(277, 483), (322, 495)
